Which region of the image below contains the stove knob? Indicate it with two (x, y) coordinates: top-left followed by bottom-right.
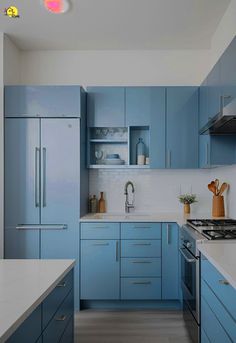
(186, 242), (192, 249)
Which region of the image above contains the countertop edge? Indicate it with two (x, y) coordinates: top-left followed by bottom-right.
(0, 260), (75, 343)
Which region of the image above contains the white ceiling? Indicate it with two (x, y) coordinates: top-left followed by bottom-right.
(0, 0), (231, 50)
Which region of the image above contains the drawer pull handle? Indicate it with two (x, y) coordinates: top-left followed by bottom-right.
(93, 243), (109, 246)
(219, 280), (230, 285)
(132, 281), (151, 285)
(56, 315), (67, 321)
(57, 282), (66, 288)
(132, 261), (152, 264)
(133, 227), (151, 229)
(132, 243), (151, 246)
(94, 227), (109, 229)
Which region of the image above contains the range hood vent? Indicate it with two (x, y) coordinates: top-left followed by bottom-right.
(200, 97), (236, 135)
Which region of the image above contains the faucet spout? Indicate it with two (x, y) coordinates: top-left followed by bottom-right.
(124, 181), (135, 213)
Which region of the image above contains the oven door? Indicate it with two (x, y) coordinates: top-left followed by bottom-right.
(179, 246), (199, 324)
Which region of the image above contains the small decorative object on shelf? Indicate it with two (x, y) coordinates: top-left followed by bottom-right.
(136, 138), (145, 165)
(89, 195), (98, 213)
(98, 192), (106, 213)
(207, 179), (228, 217)
(178, 193), (197, 214)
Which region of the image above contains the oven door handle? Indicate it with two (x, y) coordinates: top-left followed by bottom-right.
(179, 248), (196, 263)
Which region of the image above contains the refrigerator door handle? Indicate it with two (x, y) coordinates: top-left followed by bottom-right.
(42, 147), (47, 207)
(35, 147), (40, 207)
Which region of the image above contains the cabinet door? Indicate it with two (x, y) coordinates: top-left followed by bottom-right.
(207, 62), (221, 120)
(162, 223), (179, 299)
(220, 36), (236, 106)
(166, 87), (199, 168)
(199, 77), (208, 130)
(87, 87), (125, 127)
(5, 86), (82, 117)
(4, 118), (40, 258)
(40, 119), (80, 259)
(126, 87), (166, 168)
(80, 240), (120, 299)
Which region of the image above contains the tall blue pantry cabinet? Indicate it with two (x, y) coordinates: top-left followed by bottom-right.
(4, 86), (88, 309)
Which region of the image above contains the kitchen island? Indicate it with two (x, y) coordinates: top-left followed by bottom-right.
(0, 259), (75, 343)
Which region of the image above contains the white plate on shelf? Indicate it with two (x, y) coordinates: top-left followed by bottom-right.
(102, 159), (125, 165)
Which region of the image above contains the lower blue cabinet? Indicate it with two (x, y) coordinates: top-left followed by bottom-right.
(6, 269), (74, 343)
(80, 240), (120, 299)
(162, 223), (179, 300)
(201, 257), (236, 342)
(121, 278), (161, 300)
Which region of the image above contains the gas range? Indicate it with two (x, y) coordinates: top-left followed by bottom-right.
(187, 219), (236, 240)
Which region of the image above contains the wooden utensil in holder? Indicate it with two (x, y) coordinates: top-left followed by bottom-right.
(212, 195), (225, 217)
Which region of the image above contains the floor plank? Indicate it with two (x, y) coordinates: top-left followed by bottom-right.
(75, 310), (192, 343)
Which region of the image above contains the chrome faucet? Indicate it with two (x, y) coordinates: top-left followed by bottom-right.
(124, 181), (135, 213)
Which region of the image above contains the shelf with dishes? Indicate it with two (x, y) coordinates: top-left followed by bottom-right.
(87, 127), (150, 168)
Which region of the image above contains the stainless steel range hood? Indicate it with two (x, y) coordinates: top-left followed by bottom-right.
(200, 97), (236, 135)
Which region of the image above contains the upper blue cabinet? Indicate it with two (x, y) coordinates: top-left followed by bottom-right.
(207, 61), (221, 121)
(5, 86), (83, 117)
(166, 87), (199, 168)
(126, 87), (166, 168)
(220, 36), (236, 106)
(199, 77), (208, 129)
(87, 87), (125, 127)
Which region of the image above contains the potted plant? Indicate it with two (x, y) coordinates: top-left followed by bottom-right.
(178, 194), (197, 214)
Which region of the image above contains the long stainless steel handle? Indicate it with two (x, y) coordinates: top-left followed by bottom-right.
(132, 243), (151, 246)
(42, 147), (47, 207)
(219, 279), (230, 286)
(16, 224), (67, 230)
(167, 150), (171, 168)
(56, 315), (67, 321)
(93, 243), (109, 246)
(94, 227), (110, 229)
(116, 241), (119, 262)
(35, 148), (40, 207)
(132, 261), (152, 264)
(133, 226), (151, 229)
(132, 281), (151, 285)
(167, 224), (171, 245)
(179, 248), (196, 263)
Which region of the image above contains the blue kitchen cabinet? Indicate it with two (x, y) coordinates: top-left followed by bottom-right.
(80, 239), (120, 299)
(87, 87), (125, 127)
(201, 256), (236, 342)
(4, 86), (83, 117)
(162, 223), (179, 299)
(166, 87), (199, 168)
(199, 77), (208, 130)
(220, 36), (236, 107)
(126, 87), (166, 168)
(199, 134), (236, 168)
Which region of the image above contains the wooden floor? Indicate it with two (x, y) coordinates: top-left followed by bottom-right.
(75, 310), (192, 343)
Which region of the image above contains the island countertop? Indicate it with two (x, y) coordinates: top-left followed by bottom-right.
(197, 242), (236, 290)
(0, 259), (75, 343)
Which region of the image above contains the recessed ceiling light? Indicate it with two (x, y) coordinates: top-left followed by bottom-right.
(42, 0), (70, 14)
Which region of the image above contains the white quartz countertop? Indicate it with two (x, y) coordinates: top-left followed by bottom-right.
(0, 259), (75, 343)
(197, 242), (236, 290)
(80, 212), (223, 227)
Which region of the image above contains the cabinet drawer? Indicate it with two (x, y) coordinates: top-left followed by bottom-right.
(59, 316), (74, 343)
(121, 223), (161, 239)
(121, 278), (161, 299)
(121, 258), (161, 277)
(121, 240), (161, 257)
(81, 223), (120, 239)
(202, 259), (236, 321)
(43, 270), (73, 329)
(43, 290), (73, 343)
(201, 279), (236, 342)
(201, 297), (231, 343)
